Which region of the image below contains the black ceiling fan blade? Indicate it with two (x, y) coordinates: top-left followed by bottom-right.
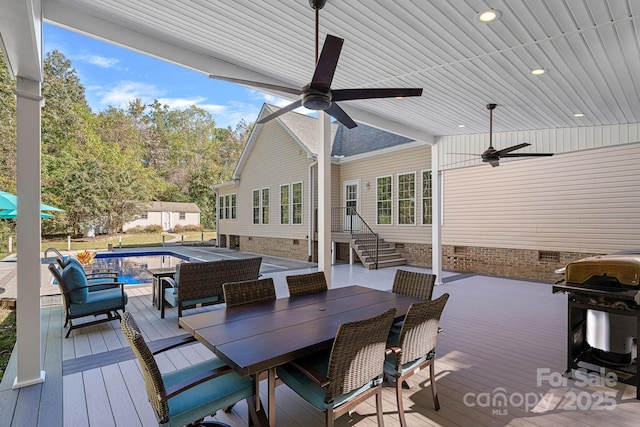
(501, 153), (555, 158)
(257, 100), (303, 124)
(495, 143), (530, 156)
(209, 75), (302, 96)
(309, 35), (344, 92)
(325, 103), (357, 129)
(332, 88), (423, 102)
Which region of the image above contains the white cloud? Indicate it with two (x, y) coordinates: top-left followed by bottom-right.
(97, 81), (165, 108)
(79, 54), (119, 68)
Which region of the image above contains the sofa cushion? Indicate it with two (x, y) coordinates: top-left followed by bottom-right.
(62, 263), (89, 304)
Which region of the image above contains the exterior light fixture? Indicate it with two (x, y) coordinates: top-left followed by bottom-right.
(476, 9), (501, 23)
(573, 113), (585, 117)
(530, 68), (545, 75)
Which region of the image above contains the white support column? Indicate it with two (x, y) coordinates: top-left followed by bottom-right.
(13, 77), (45, 389)
(317, 112), (332, 287)
(431, 143), (443, 286)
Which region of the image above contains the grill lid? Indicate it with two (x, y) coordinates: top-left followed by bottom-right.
(565, 255), (640, 288)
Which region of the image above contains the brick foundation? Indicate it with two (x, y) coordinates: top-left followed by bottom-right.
(395, 242), (598, 283)
(239, 235), (311, 262)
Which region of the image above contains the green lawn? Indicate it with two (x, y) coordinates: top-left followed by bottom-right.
(41, 231), (217, 252)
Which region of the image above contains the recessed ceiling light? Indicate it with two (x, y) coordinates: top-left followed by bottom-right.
(458, 124), (465, 128)
(476, 9), (501, 23)
(530, 68), (545, 75)
(573, 113), (585, 117)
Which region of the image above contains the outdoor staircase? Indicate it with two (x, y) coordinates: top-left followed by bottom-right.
(351, 237), (407, 270)
(331, 207), (408, 270)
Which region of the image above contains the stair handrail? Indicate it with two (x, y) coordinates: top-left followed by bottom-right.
(331, 207), (379, 270)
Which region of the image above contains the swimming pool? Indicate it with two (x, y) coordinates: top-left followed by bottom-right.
(90, 252), (190, 285)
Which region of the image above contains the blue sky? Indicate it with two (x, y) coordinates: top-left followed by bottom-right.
(43, 23), (294, 129)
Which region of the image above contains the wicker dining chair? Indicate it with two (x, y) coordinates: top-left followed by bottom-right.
(391, 269), (436, 301)
(223, 277), (276, 309)
(286, 271), (328, 297)
(384, 293), (450, 427)
(276, 307), (397, 427)
(121, 312), (256, 427)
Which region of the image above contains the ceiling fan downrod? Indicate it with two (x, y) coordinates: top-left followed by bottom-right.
(309, 0), (327, 63)
(487, 103), (496, 149)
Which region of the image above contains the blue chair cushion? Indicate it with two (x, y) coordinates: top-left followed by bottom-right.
(68, 287), (128, 317)
(65, 257), (85, 269)
(62, 263), (89, 304)
(276, 351), (382, 411)
(161, 357), (253, 427)
(384, 351), (434, 377)
(163, 288), (219, 308)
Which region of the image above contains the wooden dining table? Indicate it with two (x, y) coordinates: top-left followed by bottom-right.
(179, 285), (422, 427)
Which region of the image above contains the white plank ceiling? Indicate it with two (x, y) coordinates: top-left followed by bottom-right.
(4, 0), (640, 142)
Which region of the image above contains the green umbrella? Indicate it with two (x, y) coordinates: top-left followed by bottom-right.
(0, 190), (63, 219)
(0, 209), (53, 219)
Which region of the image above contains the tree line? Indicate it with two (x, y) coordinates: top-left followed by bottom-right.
(0, 51), (250, 238)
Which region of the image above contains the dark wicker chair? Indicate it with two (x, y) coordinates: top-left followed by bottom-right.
(48, 263), (128, 337)
(276, 307), (397, 427)
(391, 269), (436, 300)
(161, 257), (262, 322)
(120, 312), (256, 427)
(285, 271), (328, 297)
(385, 293), (450, 427)
(223, 278), (276, 309)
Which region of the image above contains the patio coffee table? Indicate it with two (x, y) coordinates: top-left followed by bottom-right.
(179, 285), (421, 427)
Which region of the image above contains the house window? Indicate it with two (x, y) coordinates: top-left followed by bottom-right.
(422, 170), (432, 225)
(224, 195), (230, 220)
(261, 188), (270, 224)
(141, 212), (148, 220)
(179, 212), (186, 220)
(398, 172), (415, 225)
(219, 196), (225, 220)
(230, 194), (237, 219)
(376, 176), (392, 225)
(280, 184), (290, 225)
(292, 182), (303, 225)
(252, 190), (260, 224)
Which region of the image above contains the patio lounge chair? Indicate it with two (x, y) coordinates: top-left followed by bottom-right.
(384, 293), (449, 427)
(223, 278), (276, 308)
(391, 269), (436, 300)
(276, 307), (397, 427)
(48, 263), (128, 337)
(120, 312), (256, 427)
(285, 271), (328, 297)
(161, 257), (262, 322)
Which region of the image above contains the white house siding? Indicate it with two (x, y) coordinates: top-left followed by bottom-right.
(217, 120), (314, 258)
(337, 145), (433, 244)
(441, 141), (640, 254)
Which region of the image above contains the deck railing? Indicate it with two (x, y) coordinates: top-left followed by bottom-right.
(330, 207), (379, 269)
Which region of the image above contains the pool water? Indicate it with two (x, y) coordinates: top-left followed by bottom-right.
(90, 254), (189, 285)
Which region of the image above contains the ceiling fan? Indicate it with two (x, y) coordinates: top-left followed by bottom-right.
(209, 0), (422, 129)
(474, 103), (554, 167)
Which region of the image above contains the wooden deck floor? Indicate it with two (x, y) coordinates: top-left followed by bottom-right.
(2, 264), (640, 426)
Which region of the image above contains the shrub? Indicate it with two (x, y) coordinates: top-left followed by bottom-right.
(172, 224), (203, 233)
(143, 224), (163, 233)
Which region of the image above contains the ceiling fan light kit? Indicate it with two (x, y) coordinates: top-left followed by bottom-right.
(209, 0), (422, 129)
